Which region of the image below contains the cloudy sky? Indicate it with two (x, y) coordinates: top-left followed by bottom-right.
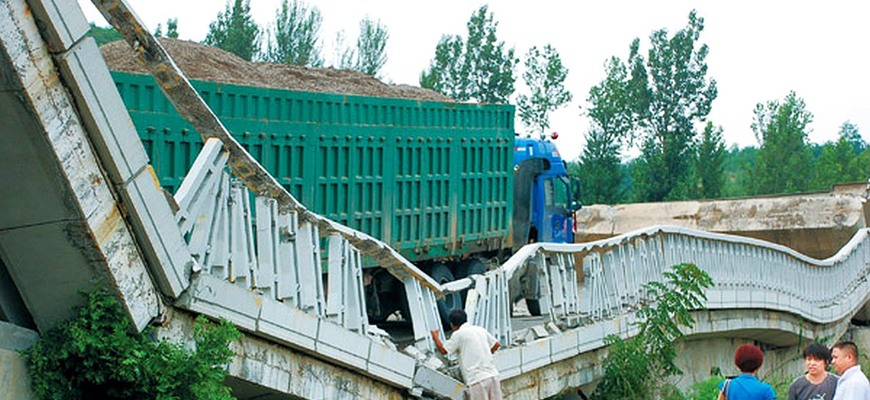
(79, 0), (870, 160)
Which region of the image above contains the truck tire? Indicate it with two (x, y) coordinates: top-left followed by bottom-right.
(456, 259), (487, 305)
(429, 263), (461, 327)
(525, 298), (542, 316)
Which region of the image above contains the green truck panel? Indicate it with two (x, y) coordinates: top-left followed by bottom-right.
(112, 72), (514, 262)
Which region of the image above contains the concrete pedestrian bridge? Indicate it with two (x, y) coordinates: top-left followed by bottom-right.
(2, 0), (870, 399)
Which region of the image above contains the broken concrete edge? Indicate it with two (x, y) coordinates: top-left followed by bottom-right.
(0, 0), (162, 332)
(155, 306), (413, 399)
(174, 273), (463, 398)
(0, 321), (38, 352)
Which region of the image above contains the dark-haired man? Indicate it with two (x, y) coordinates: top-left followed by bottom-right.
(431, 309), (502, 400)
(831, 341), (870, 400)
(788, 342), (838, 400)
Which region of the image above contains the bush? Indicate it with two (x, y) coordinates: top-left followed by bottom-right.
(25, 290), (240, 399)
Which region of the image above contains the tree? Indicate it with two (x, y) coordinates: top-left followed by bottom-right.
(352, 17), (389, 77)
(420, 35), (466, 98)
(695, 122), (726, 198)
(591, 263), (713, 399)
(154, 18), (179, 39)
(166, 18), (179, 39)
(203, 0), (261, 61)
(517, 44), (572, 136)
(811, 122), (867, 190)
(578, 125), (626, 204)
(265, 0), (323, 67)
(420, 6), (517, 103)
(578, 57), (635, 205)
(751, 91), (814, 195)
(88, 23), (122, 45)
(626, 11), (718, 202)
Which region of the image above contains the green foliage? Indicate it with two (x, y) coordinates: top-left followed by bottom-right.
(517, 44), (572, 135)
(265, 0), (323, 67)
(751, 91), (814, 195)
(695, 122), (726, 199)
(420, 34), (466, 97)
(204, 0), (261, 61)
(88, 23), (122, 46)
(683, 376), (724, 400)
(591, 263), (713, 400)
(343, 17), (389, 77)
(577, 126), (626, 205)
(811, 121), (867, 190)
(630, 10), (718, 202)
(420, 6), (517, 104)
(26, 290), (240, 400)
(154, 19), (179, 39)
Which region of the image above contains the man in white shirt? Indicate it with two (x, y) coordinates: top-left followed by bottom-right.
(431, 309), (502, 400)
(831, 341), (870, 400)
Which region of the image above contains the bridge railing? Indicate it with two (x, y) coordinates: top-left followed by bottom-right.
(92, 0), (449, 352)
(445, 226), (870, 347)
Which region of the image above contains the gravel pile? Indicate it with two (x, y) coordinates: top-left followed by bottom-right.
(100, 38), (452, 102)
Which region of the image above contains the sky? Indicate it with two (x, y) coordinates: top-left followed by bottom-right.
(78, 0), (870, 161)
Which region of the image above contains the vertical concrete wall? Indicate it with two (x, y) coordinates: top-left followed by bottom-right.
(0, 321), (37, 400)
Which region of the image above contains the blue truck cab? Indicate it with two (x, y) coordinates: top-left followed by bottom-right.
(513, 136), (575, 247)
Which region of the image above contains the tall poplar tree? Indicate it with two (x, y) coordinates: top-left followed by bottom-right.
(517, 44), (572, 136)
(628, 10), (718, 201)
(265, 0), (323, 67)
(420, 6), (516, 103)
(203, 0), (261, 61)
(751, 91), (813, 194)
(695, 122), (726, 198)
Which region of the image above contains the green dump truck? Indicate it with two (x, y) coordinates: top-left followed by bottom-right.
(112, 71), (574, 322)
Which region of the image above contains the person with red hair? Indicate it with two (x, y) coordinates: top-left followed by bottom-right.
(718, 344), (777, 399)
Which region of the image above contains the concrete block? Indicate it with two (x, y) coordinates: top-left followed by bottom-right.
(315, 320), (370, 371)
(27, 0), (89, 52)
(550, 329), (579, 362)
(121, 167), (193, 298)
(0, 321), (37, 352)
(57, 37), (149, 184)
(521, 338), (552, 373)
(368, 340), (415, 388)
(0, 348), (34, 399)
(413, 365), (464, 400)
(493, 346), (522, 379)
(257, 299), (318, 352)
(176, 274), (259, 331)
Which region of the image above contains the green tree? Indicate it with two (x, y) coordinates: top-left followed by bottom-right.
(154, 18), (179, 39)
(839, 121), (866, 154)
(420, 6), (517, 103)
(695, 122), (726, 198)
(204, 0), (261, 61)
(578, 125), (625, 204)
(345, 17), (389, 77)
(88, 22), (122, 45)
(721, 145), (757, 198)
(166, 18), (179, 39)
(517, 44), (572, 135)
(265, 0), (323, 66)
(591, 263), (713, 399)
(751, 91), (814, 194)
(811, 122), (867, 190)
(626, 11), (718, 202)
(578, 57), (635, 205)
(420, 35), (465, 98)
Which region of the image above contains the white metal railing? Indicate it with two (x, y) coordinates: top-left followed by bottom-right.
(446, 225), (870, 346)
(92, 0), (448, 351)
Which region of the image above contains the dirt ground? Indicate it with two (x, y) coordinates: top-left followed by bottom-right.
(100, 38), (452, 102)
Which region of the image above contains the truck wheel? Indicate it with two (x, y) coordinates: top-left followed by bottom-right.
(429, 263), (461, 328)
(456, 259), (487, 305)
(525, 298), (542, 316)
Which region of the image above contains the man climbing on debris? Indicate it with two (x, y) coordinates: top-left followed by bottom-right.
(431, 309), (503, 400)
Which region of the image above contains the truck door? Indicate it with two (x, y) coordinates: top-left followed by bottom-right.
(541, 176), (573, 243)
